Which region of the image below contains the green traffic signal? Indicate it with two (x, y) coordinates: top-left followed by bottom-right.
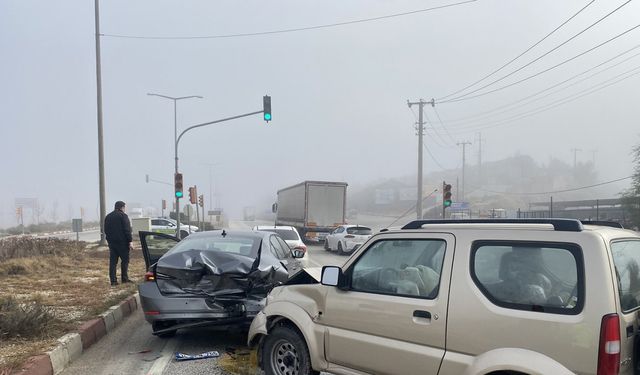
(444, 199), (452, 207)
(175, 191), (183, 198)
(263, 95), (271, 122)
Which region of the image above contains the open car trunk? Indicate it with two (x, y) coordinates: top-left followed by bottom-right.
(155, 248), (289, 299)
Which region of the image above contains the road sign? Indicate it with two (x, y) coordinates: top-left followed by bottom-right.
(208, 210), (222, 216)
(450, 202), (470, 210)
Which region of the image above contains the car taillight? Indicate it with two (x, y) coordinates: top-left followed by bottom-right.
(598, 313), (620, 375)
(344, 235), (355, 238)
(144, 271), (156, 282)
(294, 245), (307, 251)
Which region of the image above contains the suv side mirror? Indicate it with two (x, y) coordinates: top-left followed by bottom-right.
(321, 266), (346, 289)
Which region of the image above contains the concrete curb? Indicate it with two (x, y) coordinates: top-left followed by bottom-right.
(11, 293), (140, 375)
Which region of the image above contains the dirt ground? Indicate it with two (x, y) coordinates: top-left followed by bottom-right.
(0, 242), (146, 373)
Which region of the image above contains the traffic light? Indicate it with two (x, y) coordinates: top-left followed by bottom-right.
(263, 95), (272, 122)
(189, 187), (197, 204)
(198, 194), (204, 207)
(443, 181), (453, 208)
(174, 173), (183, 198)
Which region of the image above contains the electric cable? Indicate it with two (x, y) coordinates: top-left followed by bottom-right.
(434, 44), (640, 127)
(469, 176), (632, 196)
(101, 0), (477, 40)
(438, 1), (635, 103)
(437, 0), (596, 101)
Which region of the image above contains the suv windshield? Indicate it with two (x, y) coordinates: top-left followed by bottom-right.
(347, 227), (372, 235)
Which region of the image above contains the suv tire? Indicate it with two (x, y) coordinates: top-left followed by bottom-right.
(262, 326), (318, 375)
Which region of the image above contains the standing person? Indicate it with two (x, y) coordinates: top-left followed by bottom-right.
(104, 201), (133, 286)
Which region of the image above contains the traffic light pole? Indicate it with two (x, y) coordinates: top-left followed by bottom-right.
(174, 109), (265, 236)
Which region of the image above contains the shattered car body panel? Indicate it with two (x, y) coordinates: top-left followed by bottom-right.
(138, 230), (301, 335)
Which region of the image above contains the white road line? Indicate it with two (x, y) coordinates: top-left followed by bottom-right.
(146, 337), (179, 375)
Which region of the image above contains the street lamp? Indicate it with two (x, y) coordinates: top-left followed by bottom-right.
(147, 93), (203, 239)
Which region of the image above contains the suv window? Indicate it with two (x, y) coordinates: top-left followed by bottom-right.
(350, 239), (446, 299)
(611, 240), (640, 312)
(347, 227), (372, 235)
(472, 241), (583, 314)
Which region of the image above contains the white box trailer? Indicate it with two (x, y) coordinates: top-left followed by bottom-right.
(276, 181), (347, 242)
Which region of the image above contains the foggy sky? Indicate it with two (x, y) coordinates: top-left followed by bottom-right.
(1, 0), (639, 227)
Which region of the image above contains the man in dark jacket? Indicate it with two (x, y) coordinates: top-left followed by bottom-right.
(104, 201), (133, 286)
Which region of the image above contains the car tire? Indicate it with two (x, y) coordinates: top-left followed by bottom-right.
(180, 230), (189, 239)
(262, 326), (318, 375)
(152, 321), (177, 338)
(337, 242), (344, 255)
(324, 240), (331, 251)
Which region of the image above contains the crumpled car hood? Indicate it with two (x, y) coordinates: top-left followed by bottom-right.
(155, 248), (289, 297)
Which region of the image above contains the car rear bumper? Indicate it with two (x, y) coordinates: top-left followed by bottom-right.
(138, 281), (264, 325)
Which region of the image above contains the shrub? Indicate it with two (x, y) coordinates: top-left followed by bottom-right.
(0, 296), (57, 339)
(0, 237), (85, 262)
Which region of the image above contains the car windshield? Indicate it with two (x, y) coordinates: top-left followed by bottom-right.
(258, 228), (298, 241)
(347, 227), (372, 235)
(168, 235), (261, 258)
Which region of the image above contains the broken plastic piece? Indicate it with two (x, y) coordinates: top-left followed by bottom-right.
(175, 351), (220, 361)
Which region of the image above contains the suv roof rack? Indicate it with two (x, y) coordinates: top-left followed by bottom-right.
(401, 219), (583, 232)
(580, 220), (624, 229)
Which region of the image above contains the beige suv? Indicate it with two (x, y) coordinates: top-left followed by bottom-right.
(248, 219), (640, 375)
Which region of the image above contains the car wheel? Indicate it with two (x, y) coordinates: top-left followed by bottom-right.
(337, 242), (344, 255)
(180, 230), (189, 239)
(152, 321), (177, 338)
(324, 240), (331, 251)
(262, 326), (318, 375)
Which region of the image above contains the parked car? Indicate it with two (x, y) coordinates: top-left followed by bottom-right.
(150, 217), (198, 238)
(324, 224), (372, 255)
(249, 219), (640, 375)
(138, 229), (304, 337)
(253, 225), (307, 256)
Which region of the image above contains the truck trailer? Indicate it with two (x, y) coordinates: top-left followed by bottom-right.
(275, 181), (347, 242)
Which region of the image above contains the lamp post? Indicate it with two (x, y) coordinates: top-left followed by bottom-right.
(147, 93), (202, 239)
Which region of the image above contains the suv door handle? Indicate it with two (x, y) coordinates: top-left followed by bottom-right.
(413, 310), (431, 319)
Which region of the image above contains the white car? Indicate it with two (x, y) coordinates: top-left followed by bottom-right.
(325, 225), (372, 255)
(151, 218), (199, 237)
(252, 225), (307, 256)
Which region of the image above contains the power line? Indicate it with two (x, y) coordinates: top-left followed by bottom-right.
(424, 112), (454, 147)
(423, 143), (448, 170)
(432, 106), (458, 143)
(101, 0), (477, 40)
(447, 64), (640, 134)
(440, 45), (640, 127)
(438, 22), (640, 104)
(470, 176), (632, 196)
(437, 0), (596, 101)
(437, 0), (635, 103)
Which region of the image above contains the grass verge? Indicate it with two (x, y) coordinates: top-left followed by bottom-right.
(0, 237), (145, 373)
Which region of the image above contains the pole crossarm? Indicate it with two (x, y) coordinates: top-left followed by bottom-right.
(176, 110), (263, 148)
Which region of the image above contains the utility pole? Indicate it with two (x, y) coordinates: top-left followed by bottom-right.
(571, 148), (582, 169)
(407, 98), (435, 219)
(476, 132), (484, 185)
(457, 141), (472, 202)
(589, 149), (597, 166)
(94, 0), (107, 246)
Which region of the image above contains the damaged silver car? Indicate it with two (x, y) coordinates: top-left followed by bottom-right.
(138, 229), (304, 337)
